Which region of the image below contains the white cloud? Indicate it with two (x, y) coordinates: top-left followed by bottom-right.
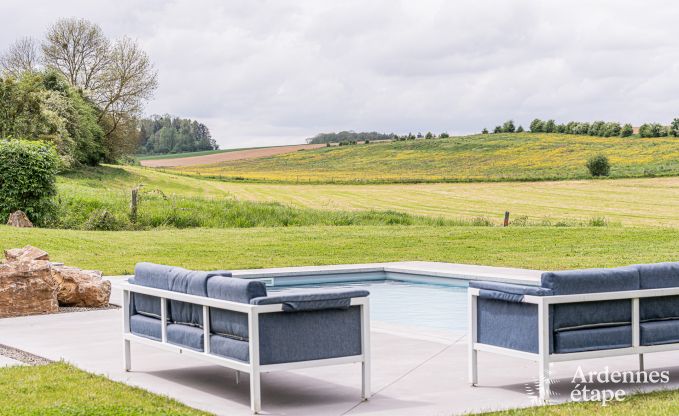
(2, 0), (679, 147)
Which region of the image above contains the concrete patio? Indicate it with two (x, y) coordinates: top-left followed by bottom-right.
(2, 262), (679, 415)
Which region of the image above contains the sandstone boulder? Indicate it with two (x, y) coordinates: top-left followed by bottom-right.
(0, 260), (58, 318)
(6, 211), (33, 227)
(4, 245), (49, 263)
(50, 265), (111, 307)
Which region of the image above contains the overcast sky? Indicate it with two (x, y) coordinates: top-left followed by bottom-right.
(2, 1), (679, 148)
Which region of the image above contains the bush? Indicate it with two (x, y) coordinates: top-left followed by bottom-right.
(530, 119), (544, 132)
(639, 123), (667, 138)
(586, 154), (611, 177)
(670, 118), (679, 137)
(502, 120), (515, 133)
(83, 209), (126, 231)
(516, 125), (524, 133)
(0, 139), (59, 225)
(620, 124), (634, 137)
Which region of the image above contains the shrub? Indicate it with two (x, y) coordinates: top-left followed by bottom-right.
(530, 119), (544, 132)
(670, 118), (679, 137)
(83, 209), (126, 231)
(440, 132), (449, 138)
(544, 119), (556, 133)
(516, 125), (524, 133)
(620, 124), (633, 137)
(502, 120), (515, 133)
(425, 132), (434, 139)
(481, 128), (489, 134)
(639, 123), (667, 138)
(0, 139), (59, 225)
(586, 154), (611, 177)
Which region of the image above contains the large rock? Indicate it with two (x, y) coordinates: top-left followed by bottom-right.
(4, 245), (49, 263)
(50, 265), (111, 307)
(6, 211), (33, 227)
(0, 260), (58, 318)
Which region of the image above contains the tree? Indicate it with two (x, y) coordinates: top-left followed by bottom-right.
(530, 119), (544, 133)
(586, 154), (610, 177)
(502, 120), (515, 133)
(670, 118), (679, 137)
(440, 132), (449, 138)
(493, 125), (502, 133)
(425, 131), (433, 139)
(620, 124), (633, 137)
(516, 125), (524, 133)
(0, 37), (39, 76)
(639, 123), (667, 138)
(544, 119), (556, 133)
(481, 128), (488, 134)
(42, 18), (110, 91)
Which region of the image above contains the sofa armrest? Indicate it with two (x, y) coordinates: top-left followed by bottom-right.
(470, 281), (552, 303)
(251, 289), (369, 312)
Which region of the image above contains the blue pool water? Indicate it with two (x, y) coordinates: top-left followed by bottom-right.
(270, 280), (468, 332)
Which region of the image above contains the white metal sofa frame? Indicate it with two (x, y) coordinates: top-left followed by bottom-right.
(121, 281), (371, 414)
(468, 286), (679, 401)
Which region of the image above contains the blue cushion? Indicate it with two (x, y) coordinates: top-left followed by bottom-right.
(541, 267), (639, 295)
(259, 306), (363, 365)
(133, 263), (232, 326)
(167, 324), (204, 351)
(130, 314), (161, 340)
(554, 325), (631, 353)
(207, 276), (267, 340)
(470, 281), (551, 303)
(251, 289), (369, 311)
(210, 335), (249, 362)
(641, 320), (679, 346)
(542, 267), (639, 332)
(637, 262), (679, 321)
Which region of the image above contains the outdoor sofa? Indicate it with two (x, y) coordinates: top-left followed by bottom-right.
(468, 262), (679, 401)
(120, 263), (371, 414)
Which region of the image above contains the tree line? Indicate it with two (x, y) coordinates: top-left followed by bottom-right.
(138, 115), (218, 154)
(488, 118), (679, 138)
(0, 18), (157, 167)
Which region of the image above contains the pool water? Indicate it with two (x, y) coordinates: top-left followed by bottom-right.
(270, 280), (468, 332)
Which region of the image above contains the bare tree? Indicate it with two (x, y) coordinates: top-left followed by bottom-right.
(0, 37), (39, 76)
(95, 36), (158, 136)
(41, 18), (110, 90)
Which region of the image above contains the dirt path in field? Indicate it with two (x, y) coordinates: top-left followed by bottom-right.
(140, 144), (325, 167)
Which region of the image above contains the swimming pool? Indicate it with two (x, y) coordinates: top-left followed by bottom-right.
(270, 280), (468, 332)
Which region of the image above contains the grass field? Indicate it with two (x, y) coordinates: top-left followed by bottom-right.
(62, 165), (679, 227)
(0, 362), (209, 416)
(174, 133), (679, 183)
(3, 224), (678, 275)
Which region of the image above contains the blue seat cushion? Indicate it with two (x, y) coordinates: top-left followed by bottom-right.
(476, 297), (539, 353)
(129, 315), (204, 351)
(554, 325), (631, 353)
(210, 335), (249, 362)
(542, 267), (639, 331)
(130, 314), (161, 340)
(637, 263), (679, 321)
(251, 289), (369, 311)
(207, 276), (267, 340)
(641, 320), (679, 346)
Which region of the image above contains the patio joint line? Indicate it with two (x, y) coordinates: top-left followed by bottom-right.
(340, 342), (455, 416)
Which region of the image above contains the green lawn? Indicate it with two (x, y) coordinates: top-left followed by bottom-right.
(484, 389), (679, 415)
(3, 225), (678, 275)
(175, 133), (679, 183)
(0, 362), (210, 416)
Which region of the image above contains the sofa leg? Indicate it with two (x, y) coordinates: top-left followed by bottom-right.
(250, 371), (261, 414)
(123, 339), (131, 371)
(236, 370), (240, 384)
(639, 354), (645, 372)
(469, 349), (478, 386)
(362, 360), (371, 400)
(538, 360), (550, 403)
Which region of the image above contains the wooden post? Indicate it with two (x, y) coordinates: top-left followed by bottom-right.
(503, 211), (510, 227)
(130, 187), (139, 224)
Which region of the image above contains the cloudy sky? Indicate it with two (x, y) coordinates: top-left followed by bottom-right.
(2, 1), (679, 148)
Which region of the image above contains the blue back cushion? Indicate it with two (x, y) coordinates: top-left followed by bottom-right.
(541, 267), (639, 331)
(207, 276), (267, 340)
(637, 262), (679, 321)
(133, 263), (232, 326)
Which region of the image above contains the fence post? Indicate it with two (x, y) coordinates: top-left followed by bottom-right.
(130, 187), (139, 224)
(503, 211), (510, 227)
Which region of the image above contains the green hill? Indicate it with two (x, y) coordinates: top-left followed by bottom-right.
(175, 133), (679, 183)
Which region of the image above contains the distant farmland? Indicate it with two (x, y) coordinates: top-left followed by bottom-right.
(140, 144), (324, 167)
(173, 133), (679, 183)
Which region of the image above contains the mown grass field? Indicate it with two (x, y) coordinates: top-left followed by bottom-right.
(0, 362), (210, 416)
(63, 165), (679, 227)
(174, 133), (679, 183)
(3, 224), (679, 275)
